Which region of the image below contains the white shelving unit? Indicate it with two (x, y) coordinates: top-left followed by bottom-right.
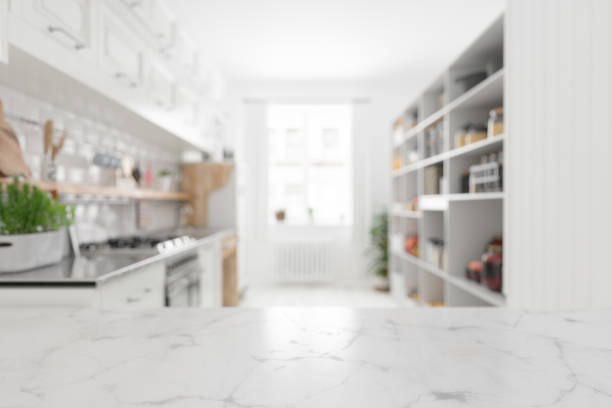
(389, 15), (505, 307)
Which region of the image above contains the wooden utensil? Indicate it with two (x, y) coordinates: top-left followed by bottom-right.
(43, 120), (54, 156)
(51, 130), (67, 161)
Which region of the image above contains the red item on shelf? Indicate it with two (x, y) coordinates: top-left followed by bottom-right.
(405, 235), (418, 256)
(466, 260), (483, 283)
(483, 252), (503, 292)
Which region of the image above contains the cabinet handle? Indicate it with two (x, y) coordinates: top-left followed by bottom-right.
(47, 26), (86, 50)
(126, 296), (141, 303)
(144, 287), (151, 294)
(115, 72), (138, 88)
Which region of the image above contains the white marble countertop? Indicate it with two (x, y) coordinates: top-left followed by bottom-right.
(1, 308), (611, 407)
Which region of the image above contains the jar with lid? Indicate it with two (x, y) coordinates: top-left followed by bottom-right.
(487, 107), (504, 138)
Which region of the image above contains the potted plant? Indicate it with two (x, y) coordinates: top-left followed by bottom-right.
(156, 169), (173, 192)
(274, 208), (286, 223)
(367, 211), (389, 291)
(0, 178), (74, 273)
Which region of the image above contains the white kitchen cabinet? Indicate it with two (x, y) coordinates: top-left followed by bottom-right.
(0, 0), (7, 64)
(169, 27), (199, 77)
(98, 262), (165, 309)
(19, 0), (94, 58)
(99, 4), (145, 89)
(175, 86), (199, 127)
(198, 242), (222, 308)
(146, 57), (176, 110)
(120, 0), (173, 52)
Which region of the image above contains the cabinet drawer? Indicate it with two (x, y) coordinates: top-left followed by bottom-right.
(99, 5), (144, 88)
(98, 262), (165, 309)
(21, 0), (93, 53)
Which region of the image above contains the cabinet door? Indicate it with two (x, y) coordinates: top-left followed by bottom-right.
(99, 5), (144, 88)
(198, 243), (222, 308)
(98, 262), (166, 309)
(146, 57), (176, 110)
(22, 0), (92, 53)
(175, 86), (199, 127)
(169, 28), (199, 77)
(121, 0), (173, 52)
(0, 0), (7, 64)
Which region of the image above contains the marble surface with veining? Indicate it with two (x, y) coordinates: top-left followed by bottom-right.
(0, 307), (611, 407)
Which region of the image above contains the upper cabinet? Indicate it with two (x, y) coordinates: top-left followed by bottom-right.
(0, 0), (8, 64)
(146, 56), (176, 110)
(20, 0), (94, 58)
(99, 4), (144, 89)
(3, 0), (225, 152)
(120, 0), (173, 53)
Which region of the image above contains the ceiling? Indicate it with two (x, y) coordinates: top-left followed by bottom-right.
(170, 0), (505, 82)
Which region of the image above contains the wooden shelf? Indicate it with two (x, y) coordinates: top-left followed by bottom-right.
(0, 179), (190, 201)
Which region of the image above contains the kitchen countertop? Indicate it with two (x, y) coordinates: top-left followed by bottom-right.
(0, 227), (234, 286)
(1, 307), (610, 407)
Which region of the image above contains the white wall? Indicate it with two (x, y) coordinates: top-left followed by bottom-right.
(231, 80), (411, 284)
(505, 0), (611, 309)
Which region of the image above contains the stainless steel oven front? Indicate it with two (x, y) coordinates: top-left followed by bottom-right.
(165, 253), (200, 307)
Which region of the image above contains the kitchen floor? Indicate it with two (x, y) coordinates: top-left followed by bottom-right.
(239, 283), (409, 308)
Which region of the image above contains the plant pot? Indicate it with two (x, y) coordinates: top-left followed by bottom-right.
(373, 275), (390, 292)
(0, 230), (64, 273)
(156, 176), (173, 192)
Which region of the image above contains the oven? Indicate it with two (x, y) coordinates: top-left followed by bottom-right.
(165, 253), (200, 307)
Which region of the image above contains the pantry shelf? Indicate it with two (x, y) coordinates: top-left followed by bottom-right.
(446, 275), (506, 306)
(389, 14), (505, 307)
(0, 179), (191, 202)
(392, 135), (504, 177)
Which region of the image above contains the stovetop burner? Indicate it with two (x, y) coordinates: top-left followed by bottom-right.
(79, 234), (194, 255)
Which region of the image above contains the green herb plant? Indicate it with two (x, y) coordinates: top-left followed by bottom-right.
(0, 178), (74, 235)
(157, 169), (173, 177)
(367, 211), (389, 279)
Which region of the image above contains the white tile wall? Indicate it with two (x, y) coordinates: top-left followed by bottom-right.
(0, 84), (183, 242)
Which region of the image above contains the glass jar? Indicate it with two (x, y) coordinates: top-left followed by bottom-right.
(488, 107), (504, 138)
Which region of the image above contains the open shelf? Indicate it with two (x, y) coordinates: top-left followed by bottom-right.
(0, 179), (190, 201)
(393, 135), (504, 177)
(447, 275), (506, 306)
(389, 14), (505, 308)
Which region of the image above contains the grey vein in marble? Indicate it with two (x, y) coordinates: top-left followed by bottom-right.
(0, 308), (611, 407)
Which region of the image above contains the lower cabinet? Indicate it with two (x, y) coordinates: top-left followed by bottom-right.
(97, 262), (165, 309)
(198, 241), (223, 308)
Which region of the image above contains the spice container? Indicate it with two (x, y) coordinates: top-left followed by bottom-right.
(465, 124), (487, 145)
(487, 107), (504, 138)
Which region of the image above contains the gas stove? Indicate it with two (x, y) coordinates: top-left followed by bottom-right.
(80, 234), (196, 256)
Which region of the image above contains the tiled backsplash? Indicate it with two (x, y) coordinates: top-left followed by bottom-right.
(1, 84), (183, 242)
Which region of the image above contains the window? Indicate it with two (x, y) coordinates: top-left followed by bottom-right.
(267, 104), (353, 226)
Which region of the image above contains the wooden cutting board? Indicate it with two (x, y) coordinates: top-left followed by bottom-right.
(0, 99), (31, 178)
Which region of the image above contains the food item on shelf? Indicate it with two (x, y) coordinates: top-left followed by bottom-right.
(425, 238), (445, 269)
(465, 124), (488, 145)
(424, 165), (442, 195)
(454, 126), (468, 148)
(409, 290), (420, 301)
(468, 150), (503, 193)
(392, 155), (403, 170)
(406, 149), (419, 164)
(427, 301), (445, 307)
(482, 236), (503, 292)
(466, 260), (483, 283)
(424, 120), (444, 158)
(461, 171), (470, 193)
(408, 197), (419, 211)
(487, 107), (504, 138)
(404, 235), (419, 257)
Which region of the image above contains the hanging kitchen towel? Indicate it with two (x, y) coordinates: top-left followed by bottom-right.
(0, 99), (31, 178)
